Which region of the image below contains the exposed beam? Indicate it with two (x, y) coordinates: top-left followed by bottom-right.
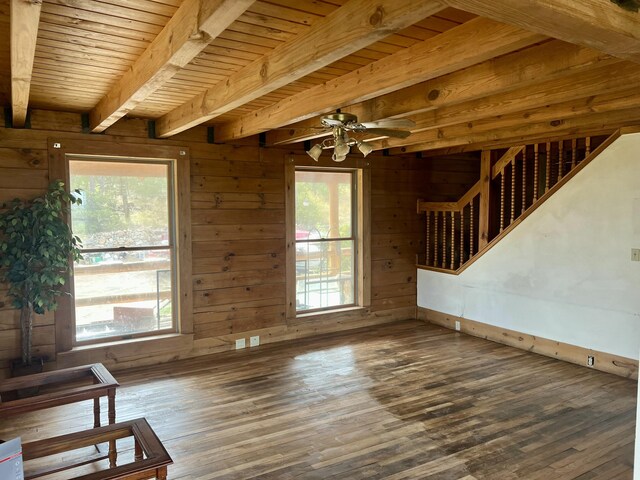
(415, 134), (613, 157)
(89, 0), (254, 133)
(265, 41), (614, 146)
(215, 17), (545, 142)
(444, 0), (640, 63)
(155, 0), (446, 138)
(388, 103), (640, 154)
(373, 61), (640, 150)
(11, 0), (42, 127)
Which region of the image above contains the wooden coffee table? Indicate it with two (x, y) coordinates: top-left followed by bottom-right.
(22, 418), (172, 480)
(0, 363), (119, 465)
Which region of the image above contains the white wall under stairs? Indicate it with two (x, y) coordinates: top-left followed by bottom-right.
(418, 132), (640, 360)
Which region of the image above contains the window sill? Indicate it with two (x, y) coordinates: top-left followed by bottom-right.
(297, 306), (366, 318)
(68, 333), (192, 351)
(56, 333), (194, 368)
(294, 306), (369, 321)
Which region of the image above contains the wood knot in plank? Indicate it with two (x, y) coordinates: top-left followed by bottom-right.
(369, 6), (385, 27)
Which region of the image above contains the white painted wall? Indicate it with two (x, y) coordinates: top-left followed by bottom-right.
(417, 133), (640, 359)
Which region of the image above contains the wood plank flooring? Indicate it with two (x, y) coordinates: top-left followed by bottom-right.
(0, 320), (636, 479)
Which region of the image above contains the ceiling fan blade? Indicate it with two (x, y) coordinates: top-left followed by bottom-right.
(359, 118), (416, 129)
(362, 128), (412, 139)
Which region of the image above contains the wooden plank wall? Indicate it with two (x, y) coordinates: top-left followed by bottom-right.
(370, 156), (426, 314)
(418, 153), (481, 202)
(0, 110), (426, 378)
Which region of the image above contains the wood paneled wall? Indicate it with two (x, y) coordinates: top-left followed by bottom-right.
(417, 153), (480, 202)
(0, 110), (426, 378)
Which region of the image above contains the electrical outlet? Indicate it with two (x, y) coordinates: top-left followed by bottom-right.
(250, 336), (260, 347)
(632, 248), (640, 262)
(235, 338), (246, 349)
(455, 320), (461, 331)
(587, 355), (595, 367)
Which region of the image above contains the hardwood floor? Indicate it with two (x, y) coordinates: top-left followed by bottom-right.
(0, 320), (636, 479)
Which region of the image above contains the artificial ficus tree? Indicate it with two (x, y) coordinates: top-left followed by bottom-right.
(0, 180), (82, 366)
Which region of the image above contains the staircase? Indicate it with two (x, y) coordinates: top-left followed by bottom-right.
(417, 130), (625, 274)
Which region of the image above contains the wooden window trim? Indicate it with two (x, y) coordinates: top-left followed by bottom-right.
(284, 155), (371, 321)
(48, 138), (193, 353)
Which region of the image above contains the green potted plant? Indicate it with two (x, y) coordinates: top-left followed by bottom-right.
(0, 180), (82, 374)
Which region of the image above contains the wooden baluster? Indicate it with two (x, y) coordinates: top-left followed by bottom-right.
(571, 138), (577, 170)
(442, 210), (446, 268)
(510, 156), (516, 225)
(500, 171), (505, 232)
(425, 211), (431, 266)
(545, 141), (551, 192)
(450, 211), (455, 270)
(585, 136), (591, 158)
(522, 148), (527, 215)
(470, 201), (474, 257)
(434, 211), (439, 267)
(460, 207), (464, 266)
(533, 143), (539, 202)
(558, 140), (564, 181)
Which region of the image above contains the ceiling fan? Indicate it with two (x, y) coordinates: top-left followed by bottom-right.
(306, 112), (415, 162)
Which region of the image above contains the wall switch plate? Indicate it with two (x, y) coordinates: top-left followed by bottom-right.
(587, 355), (595, 367)
(235, 338), (246, 349)
(250, 336), (260, 347)
(455, 320), (461, 331)
(632, 248), (640, 262)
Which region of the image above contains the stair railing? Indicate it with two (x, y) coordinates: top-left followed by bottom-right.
(418, 134), (604, 274)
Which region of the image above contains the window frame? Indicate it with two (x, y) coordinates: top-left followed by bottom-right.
(49, 139), (193, 353)
(285, 156), (370, 321)
(67, 156), (178, 345)
(294, 167), (358, 313)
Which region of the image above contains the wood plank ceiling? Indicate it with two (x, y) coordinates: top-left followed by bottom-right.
(1, 0), (639, 154)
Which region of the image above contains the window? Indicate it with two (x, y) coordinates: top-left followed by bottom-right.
(68, 158), (177, 344)
(294, 168), (362, 313)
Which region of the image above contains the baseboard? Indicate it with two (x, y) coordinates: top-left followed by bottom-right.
(417, 307), (638, 380)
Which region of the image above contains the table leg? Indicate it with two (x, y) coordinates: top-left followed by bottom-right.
(157, 466), (167, 480)
(108, 439), (118, 468)
(134, 439), (143, 461)
(108, 389), (117, 467)
(108, 389), (116, 424)
(93, 398), (101, 428)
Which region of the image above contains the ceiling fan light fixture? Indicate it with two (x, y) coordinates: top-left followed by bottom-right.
(357, 141), (373, 157)
(306, 143), (323, 161)
(334, 141), (351, 157)
(333, 127), (351, 158)
(332, 151), (347, 162)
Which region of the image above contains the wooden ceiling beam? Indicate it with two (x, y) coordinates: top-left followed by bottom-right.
(373, 61), (640, 150)
(420, 126), (639, 156)
(444, 0), (640, 63)
(265, 41), (614, 146)
(89, 0), (255, 133)
(155, 0), (447, 138)
(386, 99), (640, 154)
(215, 17), (545, 142)
(11, 0), (43, 127)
